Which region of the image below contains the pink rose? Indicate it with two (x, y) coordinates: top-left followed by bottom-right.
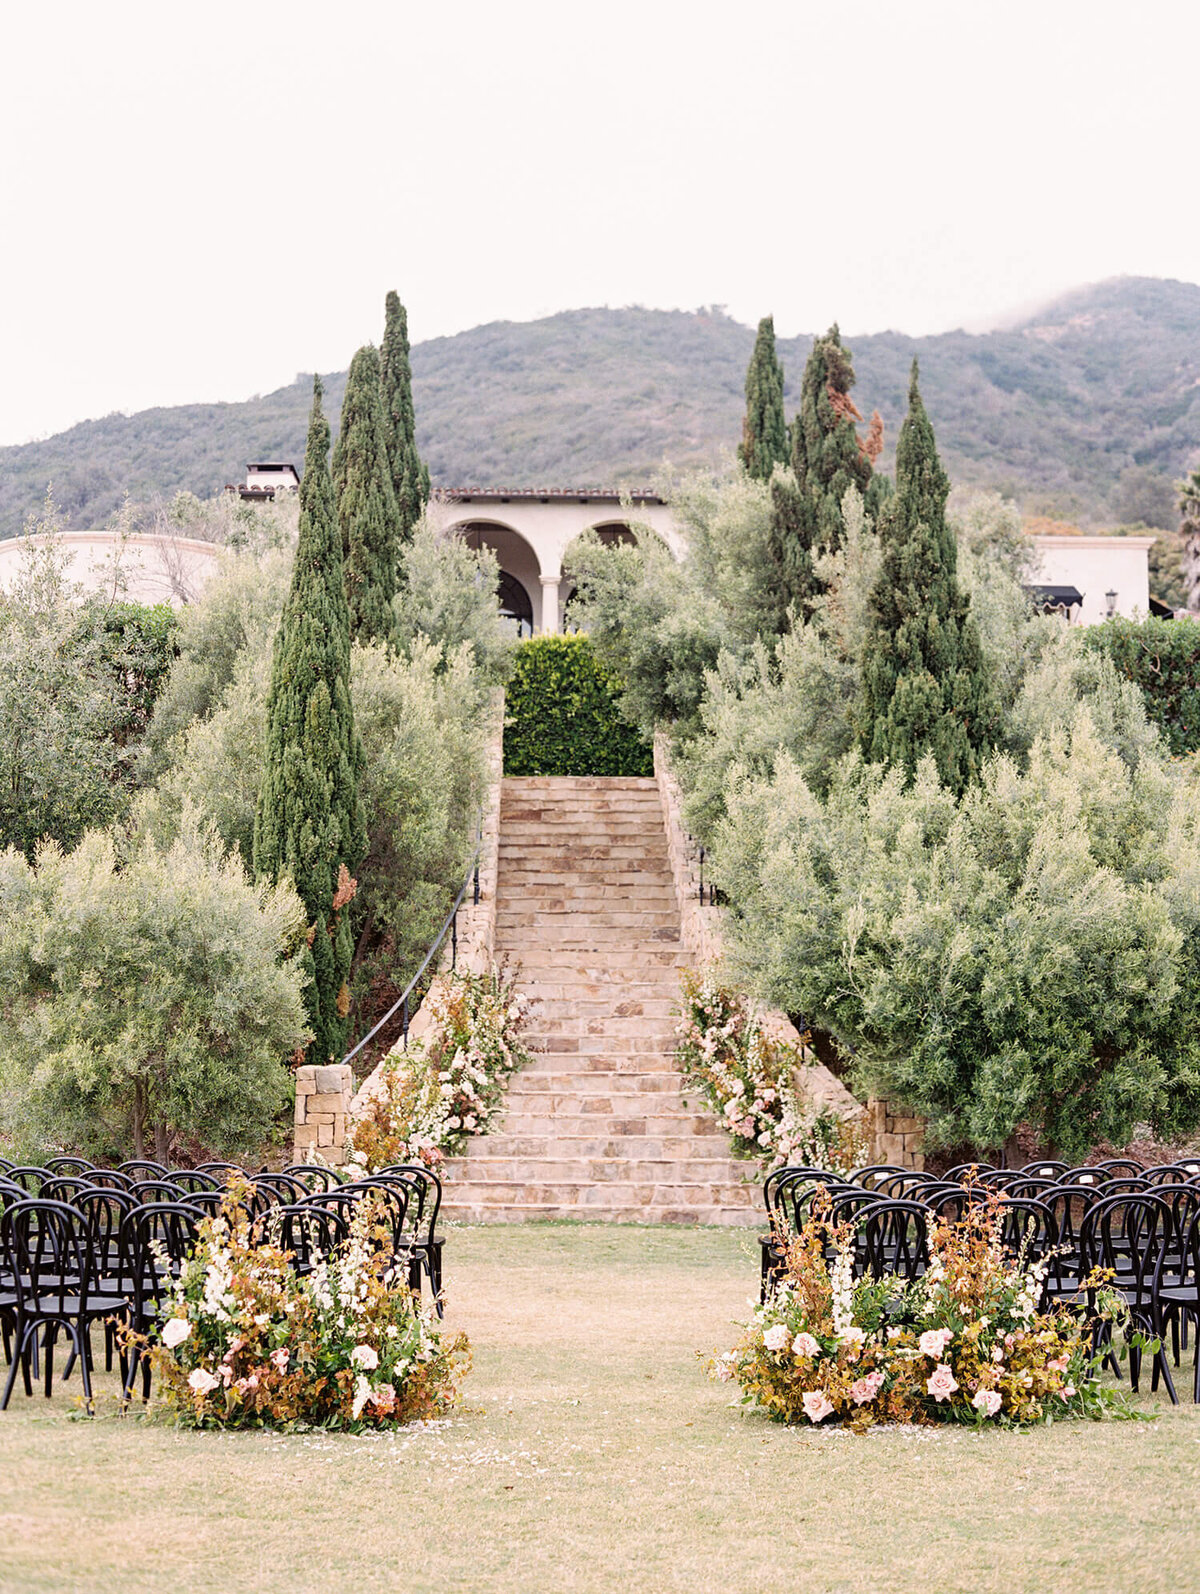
(1047, 1356), (1069, 1374)
(849, 1371), (885, 1406)
(802, 1390), (834, 1423)
(1063, 1384), (1076, 1398)
(762, 1324), (790, 1353)
(270, 1348), (289, 1372)
(918, 1328), (954, 1359)
(370, 1383), (397, 1409)
(792, 1332), (819, 1359)
(972, 1388), (1002, 1417)
(926, 1364), (959, 1402)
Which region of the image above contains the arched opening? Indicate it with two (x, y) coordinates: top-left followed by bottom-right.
(455, 519), (545, 632)
(498, 571), (534, 637)
(590, 522), (638, 548)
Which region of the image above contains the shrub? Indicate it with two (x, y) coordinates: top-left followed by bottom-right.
(674, 970), (866, 1172)
(136, 1179), (470, 1429)
(502, 634), (652, 776)
(1083, 615), (1200, 755)
(711, 717), (1200, 1160)
(711, 1193), (1131, 1429)
(345, 965), (535, 1171)
(0, 814), (311, 1165)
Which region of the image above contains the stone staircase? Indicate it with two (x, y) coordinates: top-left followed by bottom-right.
(440, 776), (759, 1225)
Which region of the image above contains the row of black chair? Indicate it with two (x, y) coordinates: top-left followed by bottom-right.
(0, 1159), (443, 1410)
(761, 1161), (1200, 1404)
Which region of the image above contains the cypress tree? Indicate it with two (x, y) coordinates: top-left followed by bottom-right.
(738, 315), (789, 482)
(254, 377), (367, 1063)
(380, 290), (429, 544)
(765, 326), (880, 629)
(858, 360), (994, 794)
(334, 344), (399, 644)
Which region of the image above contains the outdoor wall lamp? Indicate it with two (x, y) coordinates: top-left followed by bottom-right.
(1105, 589), (1117, 618)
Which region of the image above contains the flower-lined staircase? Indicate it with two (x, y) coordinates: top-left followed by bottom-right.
(439, 776), (760, 1225)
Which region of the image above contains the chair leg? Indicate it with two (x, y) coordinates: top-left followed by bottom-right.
(1129, 1339), (1142, 1393)
(43, 1322), (57, 1399)
(73, 1324), (94, 1412)
(1, 1325), (29, 1410)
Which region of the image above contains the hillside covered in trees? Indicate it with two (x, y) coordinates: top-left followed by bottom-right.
(2, 275), (1198, 540)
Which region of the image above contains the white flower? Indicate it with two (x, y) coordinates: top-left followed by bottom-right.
(762, 1324), (789, 1353)
(350, 1344), (379, 1371)
(188, 1367), (219, 1394)
(161, 1317), (191, 1350)
(351, 1375), (373, 1420)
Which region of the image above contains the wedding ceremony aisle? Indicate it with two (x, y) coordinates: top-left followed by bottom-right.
(0, 1223), (1196, 1594)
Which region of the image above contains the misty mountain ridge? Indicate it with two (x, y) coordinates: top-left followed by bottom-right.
(2, 275), (1198, 541)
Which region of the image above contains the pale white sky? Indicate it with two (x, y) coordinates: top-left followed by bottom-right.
(2, 0), (1198, 446)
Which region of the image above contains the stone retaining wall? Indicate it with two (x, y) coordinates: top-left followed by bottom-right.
(653, 732), (923, 1167)
(293, 1063), (354, 1165)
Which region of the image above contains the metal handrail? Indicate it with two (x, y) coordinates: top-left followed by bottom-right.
(341, 840), (482, 1069)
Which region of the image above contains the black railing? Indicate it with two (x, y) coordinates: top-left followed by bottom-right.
(697, 845), (725, 908)
(342, 839), (482, 1070)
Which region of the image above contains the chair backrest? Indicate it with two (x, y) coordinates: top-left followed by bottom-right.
(282, 1163), (345, 1193)
(1094, 1159), (1145, 1178)
(262, 1203), (350, 1272)
(923, 1186), (972, 1224)
(43, 1155), (96, 1176)
(130, 1178), (188, 1205)
(762, 1165), (842, 1215)
(1060, 1166), (1109, 1188)
(119, 1203), (202, 1320)
(6, 1167), (49, 1194)
(118, 1160), (170, 1180)
(860, 1200), (930, 1281)
(1020, 1159), (1068, 1179)
(0, 1199), (95, 1315)
(193, 1162), (244, 1180)
(772, 1174), (851, 1235)
(848, 1165), (905, 1192)
(1041, 1182), (1105, 1251)
(84, 1168), (135, 1192)
(374, 1167), (437, 1232)
(74, 1186), (137, 1277)
(167, 1169), (221, 1193)
(1006, 1175), (1059, 1199)
(1079, 1192), (1175, 1306)
(1146, 1160), (1200, 1185)
(943, 1162), (1000, 1181)
(975, 1169), (1024, 1189)
(40, 1174), (97, 1203)
(995, 1196), (1059, 1263)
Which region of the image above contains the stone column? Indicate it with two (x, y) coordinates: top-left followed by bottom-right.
(294, 1063), (353, 1166)
(539, 574), (561, 634)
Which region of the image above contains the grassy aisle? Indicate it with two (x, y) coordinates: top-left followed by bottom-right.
(0, 1223), (1197, 1594)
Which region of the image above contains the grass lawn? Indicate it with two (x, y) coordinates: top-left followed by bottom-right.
(0, 1222), (1197, 1594)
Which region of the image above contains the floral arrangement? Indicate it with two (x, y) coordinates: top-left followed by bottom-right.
(675, 968), (866, 1172)
(131, 1180), (470, 1429)
(710, 1193), (1131, 1430)
(345, 964), (534, 1172)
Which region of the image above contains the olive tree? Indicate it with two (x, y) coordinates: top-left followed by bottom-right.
(0, 815), (310, 1164)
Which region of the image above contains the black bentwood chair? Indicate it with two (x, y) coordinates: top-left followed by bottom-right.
(120, 1203), (201, 1402)
(0, 1199), (124, 1409)
(377, 1164), (446, 1306)
(1079, 1192), (1179, 1403)
(860, 1200), (930, 1283)
(1155, 1212), (1200, 1402)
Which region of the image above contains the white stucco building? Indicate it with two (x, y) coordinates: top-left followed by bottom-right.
(0, 530), (225, 606)
(1027, 534), (1155, 625)
(430, 487), (680, 634)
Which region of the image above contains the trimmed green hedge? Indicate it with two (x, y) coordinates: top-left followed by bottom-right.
(503, 634), (653, 776)
(1083, 616), (1200, 755)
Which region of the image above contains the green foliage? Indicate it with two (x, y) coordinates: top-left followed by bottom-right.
(768, 327), (876, 627)
(711, 722), (1200, 1160)
(392, 515), (516, 697)
(1181, 466), (1200, 613)
(254, 379), (367, 1064)
(1082, 616), (1200, 756)
(1143, 525), (1187, 611)
(0, 510), (178, 858)
(348, 638), (489, 1021)
(858, 363), (996, 793)
(380, 290), (429, 544)
(503, 635), (653, 777)
(0, 816), (310, 1165)
(738, 316), (788, 482)
(334, 345), (399, 643)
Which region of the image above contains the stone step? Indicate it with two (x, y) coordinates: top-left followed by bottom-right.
(467, 1132), (737, 1158)
(441, 1203), (759, 1227)
(505, 1069), (687, 1094)
(525, 1002), (678, 1026)
(503, 928), (681, 947)
(505, 881), (676, 899)
(444, 1156), (755, 1184)
(440, 1179), (757, 1210)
